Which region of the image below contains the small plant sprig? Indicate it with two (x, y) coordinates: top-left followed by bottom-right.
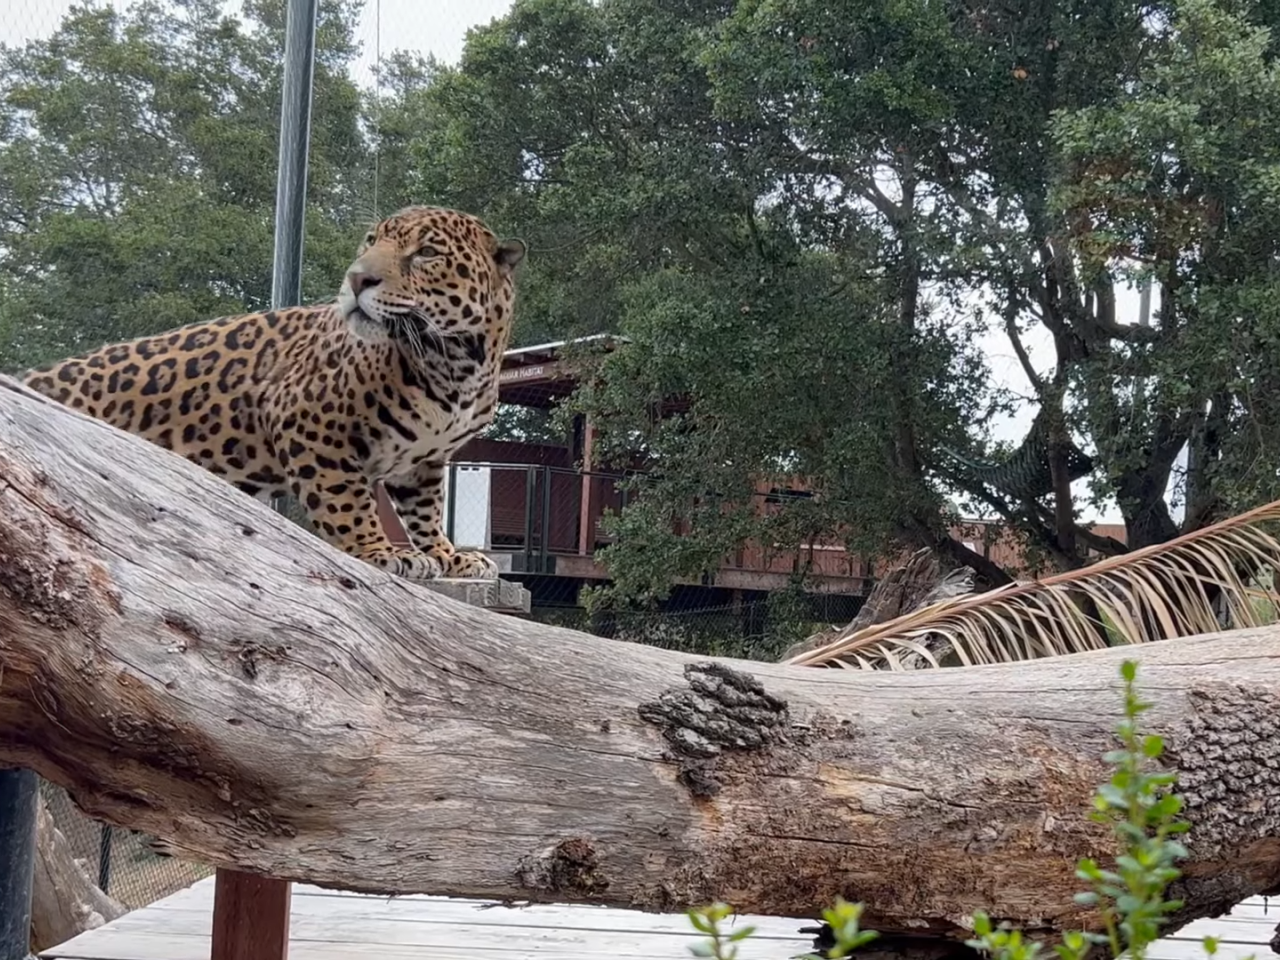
(1072, 659), (1191, 960)
(967, 913), (1047, 960)
(687, 902), (758, 960)
(799, 899), (880, 960)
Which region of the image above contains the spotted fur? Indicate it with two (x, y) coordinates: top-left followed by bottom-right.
(22, 205), (526, 582)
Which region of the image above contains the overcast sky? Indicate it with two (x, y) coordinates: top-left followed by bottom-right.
(3, 0), (1161, 523)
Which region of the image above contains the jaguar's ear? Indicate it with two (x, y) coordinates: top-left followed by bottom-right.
(496, 238), (527, 273)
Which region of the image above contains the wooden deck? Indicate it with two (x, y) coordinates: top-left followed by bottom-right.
(40, 877), (1280, 960)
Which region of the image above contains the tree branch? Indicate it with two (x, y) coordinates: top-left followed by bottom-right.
(1003, 295), (1046, 397)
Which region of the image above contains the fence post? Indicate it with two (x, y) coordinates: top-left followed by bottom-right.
(0, 768), (38, 960)
(445, 463), (458, 542)
(97, 824), (113, 894)
(211, 0), (317, 954)
(540, 465), (552, 572)
(523, 466), (536, 573)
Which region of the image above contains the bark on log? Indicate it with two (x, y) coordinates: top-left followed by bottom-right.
(3, 374), (1280, 947)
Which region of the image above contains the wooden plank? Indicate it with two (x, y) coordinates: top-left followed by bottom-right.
(1219, 902), (1280, 921)
(144, 881), (807, 939)
(44, 925), (811, 960)
(126, 911), (1280, 954)
(57, 908), (805, 951)
(193, 881), (1280, 943)
(37, 931), (1269, 960)
(77, 911), (798, 947)
(152, 902), (807, 941)
(41, 875), (1280, 960)
(1146, 939), (1269, 960)
(1167, 917), (1279, 944)
(45, 900), (1277, 960)
(210, 871), (291, 960)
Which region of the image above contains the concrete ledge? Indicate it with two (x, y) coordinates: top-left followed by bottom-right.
(420, 577), (531, 615)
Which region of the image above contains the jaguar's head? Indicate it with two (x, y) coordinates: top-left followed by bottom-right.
(336, 205), (526, 357)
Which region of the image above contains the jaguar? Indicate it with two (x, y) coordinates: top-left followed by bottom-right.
(22, 204), (526, 581)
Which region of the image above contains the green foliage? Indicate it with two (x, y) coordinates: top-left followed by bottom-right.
(966, 659), (1199, 960)
(10, 0), (1280, 608)
(687, 661), (1245, 960)
(799, 900), (880, 960)
(1051, 0), (1280, 523)
(1069, 660), (1191, 960)
(686, 903), (758, 960)
(389, 0), (1280, 603)
(377, 0), (996, 603)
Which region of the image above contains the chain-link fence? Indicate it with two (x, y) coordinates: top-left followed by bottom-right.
(523, 579), (864, 662)
(38, 781), (213, 910)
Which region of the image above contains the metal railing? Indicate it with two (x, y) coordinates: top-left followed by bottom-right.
(439, 461), (871, 585)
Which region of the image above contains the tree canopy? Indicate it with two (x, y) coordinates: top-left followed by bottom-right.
(3, 0), (1280, 605)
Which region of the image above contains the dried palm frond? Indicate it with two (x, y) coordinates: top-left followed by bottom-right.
(787, 498), (1280, 670)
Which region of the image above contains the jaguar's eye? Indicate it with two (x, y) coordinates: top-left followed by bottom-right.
(415, 245), (442, 260)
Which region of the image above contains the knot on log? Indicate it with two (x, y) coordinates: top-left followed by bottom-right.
(1166, 683), (1280, 857)
(516, 837), (609, 896)
(637, 662), (789, 798)
(0, 468), (110, 634)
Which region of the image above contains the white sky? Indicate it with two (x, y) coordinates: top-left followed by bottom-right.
(3, 0), (1164, 524)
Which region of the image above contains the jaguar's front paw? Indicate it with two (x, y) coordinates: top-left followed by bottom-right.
(438, 549), (500, 580)
(398, 549), (447, 580)
(360, 547), (445, 581)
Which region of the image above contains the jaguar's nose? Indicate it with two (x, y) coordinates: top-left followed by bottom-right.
(346, 270), (382, 294)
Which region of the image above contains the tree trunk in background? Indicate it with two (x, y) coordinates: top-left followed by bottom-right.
(29, 800), (126, 953)
(4, 375), (1280, 951)
(780, 548), (973, 662)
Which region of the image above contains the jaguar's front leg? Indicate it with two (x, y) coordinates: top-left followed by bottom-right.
(384, 462), (499, 580)
(283, 455), (444, 581)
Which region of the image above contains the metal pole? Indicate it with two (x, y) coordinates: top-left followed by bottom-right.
(523, 467), (535, 572)
(271, 0), (319, 311)
(268, 0), (318, 521)
(446, 464), (458, 542)
(540, 466), (552, 573)
(0, 769), (38, 960)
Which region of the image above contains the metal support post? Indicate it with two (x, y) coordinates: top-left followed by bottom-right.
(96, 824), (112, 893)
(270, 0), (319, 311)
(0, 769), (38, 960)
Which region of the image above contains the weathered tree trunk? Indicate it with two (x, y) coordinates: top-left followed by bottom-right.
(779, 548), (973, 662)
(2, 374), (1280, 949)
(30, 799), (126, 953)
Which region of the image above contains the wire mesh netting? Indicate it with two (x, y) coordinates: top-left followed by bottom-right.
(39, 781), (213, 910)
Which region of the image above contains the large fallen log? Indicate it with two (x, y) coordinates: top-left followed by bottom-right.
(2, 372), (1280, 949)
